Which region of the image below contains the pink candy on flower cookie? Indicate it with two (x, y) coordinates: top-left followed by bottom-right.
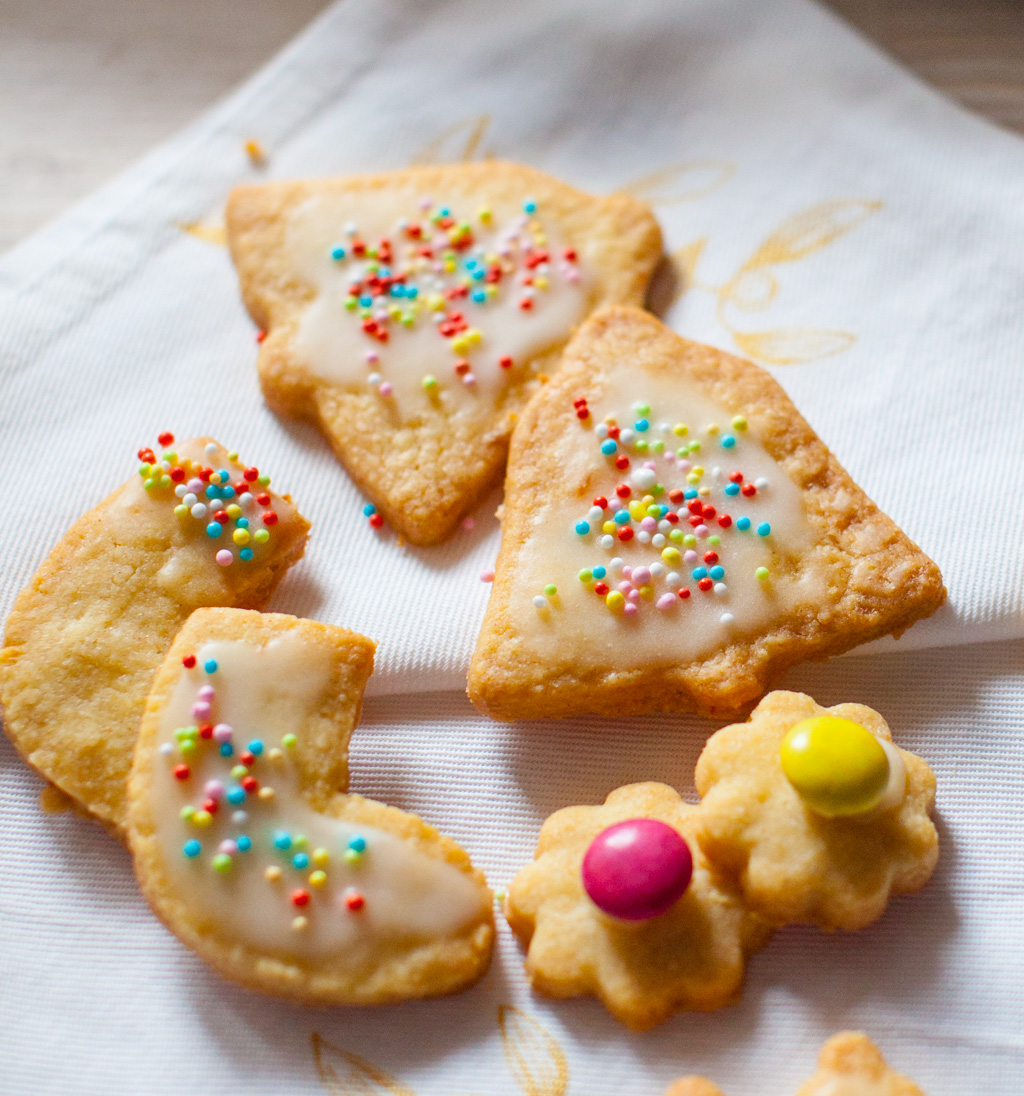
(505, 782), (773, 1030)
(582, 818), (693, 921)
(693, 691), (938, 931)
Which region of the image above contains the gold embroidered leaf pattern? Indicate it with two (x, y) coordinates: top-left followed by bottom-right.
(741, 199), (882, 271)
(673, 237), (708, 283)
(411, 114), (494, 166)
(732, 328), (857, 365)
(719, 268), (778, 312)
(311, 1033), (417, 1096)
(620, 161), (737, 204)
(178, 221), (228, 247)
(498, 1006), (568, 1096)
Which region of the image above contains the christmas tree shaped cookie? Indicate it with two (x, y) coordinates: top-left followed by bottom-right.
(666, 1031), (927, 1096)
(226, 163), (661, 545)
(0, 435), (309, 835)
(468, 308), (945, 720)
(127, 608), (494, 1003)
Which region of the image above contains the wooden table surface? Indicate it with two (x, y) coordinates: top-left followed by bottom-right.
(1, 0), (1022, 255)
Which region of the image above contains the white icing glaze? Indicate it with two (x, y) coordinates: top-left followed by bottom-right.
(508, 369), (827, 669)
(871, 737), (907, 814)
(110, 438), (290, 600)
(286, 191), (590, 419)
(150, 636), (487, 959)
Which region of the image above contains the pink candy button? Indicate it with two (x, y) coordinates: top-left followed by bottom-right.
(581, 818), (693, 921)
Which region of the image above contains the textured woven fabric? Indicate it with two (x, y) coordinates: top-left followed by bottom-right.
(1, 0), (1023, 1092)
(1, 641), (1022, 1094)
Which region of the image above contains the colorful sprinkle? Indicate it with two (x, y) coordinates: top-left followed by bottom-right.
(533, 403), (791, 625)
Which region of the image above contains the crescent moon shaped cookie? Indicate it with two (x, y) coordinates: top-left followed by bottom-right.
(127, 608), (494, 1004)
(693, 691), (938, 931)
(666, 1031), (927, 1096)
(504, 782), (773, 1030)
(468, 306), (945, 721)
(225, 163), (662, 545)
(0, 436), (309, 835)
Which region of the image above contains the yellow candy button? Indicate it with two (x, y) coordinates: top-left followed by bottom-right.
(780, 716), (890, 818)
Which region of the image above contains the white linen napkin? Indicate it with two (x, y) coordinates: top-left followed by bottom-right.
(1, 0), (1023, 1092)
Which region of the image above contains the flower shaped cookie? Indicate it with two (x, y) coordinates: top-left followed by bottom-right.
(694, 691), (938, 931)
(665, 1031), (926, 1096)
(796, 1032), (926, 1096)
(505, 782), (772, 1030)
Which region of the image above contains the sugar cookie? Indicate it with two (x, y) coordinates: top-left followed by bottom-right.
(505, 782), (772, 1030)
(796, 1032), (926, 1096)
(469, 307), (945, 721)
(506, 690), (936, 1027)
(226, 163), (661, 545)
(694, 691), (938, 931)
(666, 1031), (927, 1096)
(0, 436), (309, 835)
(127, 607), (494, 1003)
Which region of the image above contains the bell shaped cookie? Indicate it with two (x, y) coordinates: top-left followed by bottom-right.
(665, 1031), (926, 1096)
(468, 307), (945, 721)
(505, 782), (772, 1030)
(226, 163), (661, 545)
(127, 608), (494, 1004)
(694, 691), (938, 931)
(0, 436), (309, 835)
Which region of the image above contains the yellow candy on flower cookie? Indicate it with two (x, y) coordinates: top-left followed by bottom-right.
(127, 608), (494, 1004)
(694, 691), (938, 931)
(780, 715), (897, 818)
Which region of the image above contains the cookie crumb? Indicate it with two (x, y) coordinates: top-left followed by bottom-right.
(244, 138), (267, 166)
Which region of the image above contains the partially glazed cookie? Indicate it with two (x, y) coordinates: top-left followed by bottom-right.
(0, 435), (309, 835)
(694, 691), (938, 931)
(665, 1031), (926, 1096)
(227, 162), (661, 545)
(468, 307), (945, 721)
(127, 608), (494, 1004)
(505, 782), (772, 1030)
